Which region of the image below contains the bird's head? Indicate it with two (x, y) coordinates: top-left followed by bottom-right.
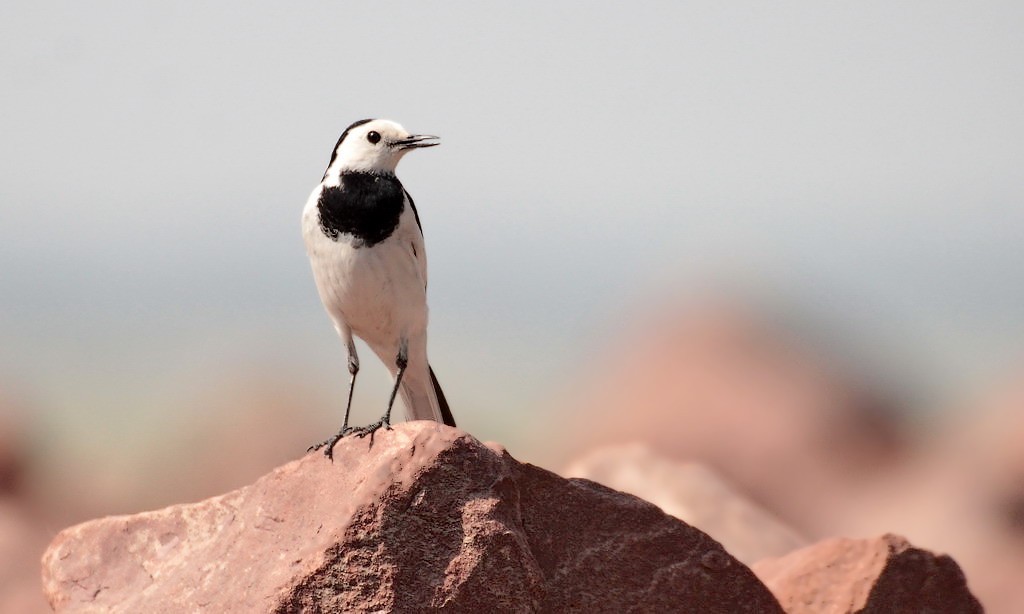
(322, 118), (439, 179)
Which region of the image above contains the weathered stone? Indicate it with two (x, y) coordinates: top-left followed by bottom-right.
(42, 422), (782, 613)
(753, 534), (983, 613)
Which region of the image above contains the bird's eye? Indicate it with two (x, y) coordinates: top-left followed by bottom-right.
(366, 131), (381, 144)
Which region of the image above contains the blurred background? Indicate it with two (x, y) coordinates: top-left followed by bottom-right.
(2, 1), (1023, 611)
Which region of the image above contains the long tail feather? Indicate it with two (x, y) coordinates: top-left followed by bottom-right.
(398, 364), (457, 427)
(430, 366), (457, 427)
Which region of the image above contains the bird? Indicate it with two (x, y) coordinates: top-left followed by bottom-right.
(302, 118), (457, 459)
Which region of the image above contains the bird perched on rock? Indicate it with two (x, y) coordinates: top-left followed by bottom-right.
(302, 118), (456, 459)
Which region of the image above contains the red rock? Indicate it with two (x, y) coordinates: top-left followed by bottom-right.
(42, 422), (782, 613)
(752, 534), (983, 613)
(564, 443), (806, 565)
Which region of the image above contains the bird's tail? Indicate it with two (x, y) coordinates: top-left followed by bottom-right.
(429, 366), (457, 427)
(399, 364), (457, 427)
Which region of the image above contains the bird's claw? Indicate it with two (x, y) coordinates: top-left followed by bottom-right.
(307, 426), (356, 460)
(352, 419), (392, 440)
(309, 415), (392, 458)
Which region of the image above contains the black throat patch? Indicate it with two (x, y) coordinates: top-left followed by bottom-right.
(317, 172), (405, 247)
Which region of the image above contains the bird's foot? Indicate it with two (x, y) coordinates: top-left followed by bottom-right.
(352, 417), (393, 440)
(307, 426), (356, 461)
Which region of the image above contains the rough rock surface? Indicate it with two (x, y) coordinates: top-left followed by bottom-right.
(564, 443), (806, 565)
(42, 422), (782, 613)
(753, 534), (983, 613)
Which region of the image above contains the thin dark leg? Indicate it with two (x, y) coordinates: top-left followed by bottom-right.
(340, 354), (359, 433)
(354, 348), (408, 440)
(309, 354), (360, 460)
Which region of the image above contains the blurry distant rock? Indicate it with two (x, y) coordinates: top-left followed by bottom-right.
(753, 534), (982, 614)
(173, 375), (330, 501)
(42, 422), (782, 613)
(555, 301), (907, 531)
(744, 370), (1024, 614)
(907, 377), (1024, 614)
(0, 501), (49, 613)
(564, 443), (806, 565)
(19, 374), (329, 532)
(0, 396), (48, 613)
(44, 376), (333, 523)
(953, 379), (1024, 536)
(0, 397), (29, 497)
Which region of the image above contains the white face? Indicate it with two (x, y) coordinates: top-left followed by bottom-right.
(324, 119), (438, 178)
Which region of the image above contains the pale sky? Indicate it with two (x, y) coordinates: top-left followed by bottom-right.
(2, 2), (1023, 446)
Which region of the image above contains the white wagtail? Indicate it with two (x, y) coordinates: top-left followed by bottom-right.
(303, 118), (456, 458)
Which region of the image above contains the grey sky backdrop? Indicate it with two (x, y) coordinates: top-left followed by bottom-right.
(2, 2), (1023, 449)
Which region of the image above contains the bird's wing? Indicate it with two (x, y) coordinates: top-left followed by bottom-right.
(403, 190), (429, 290)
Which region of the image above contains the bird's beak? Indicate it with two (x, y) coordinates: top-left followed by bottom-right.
(394, 134), (440, 150)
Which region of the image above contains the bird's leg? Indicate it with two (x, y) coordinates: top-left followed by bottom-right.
(354, 341), (408, 440)
(309, 334), (360, 460)
(341, 353), (359, 433)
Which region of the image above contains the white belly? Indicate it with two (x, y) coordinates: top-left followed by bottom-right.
(302, 201), (427, 351)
